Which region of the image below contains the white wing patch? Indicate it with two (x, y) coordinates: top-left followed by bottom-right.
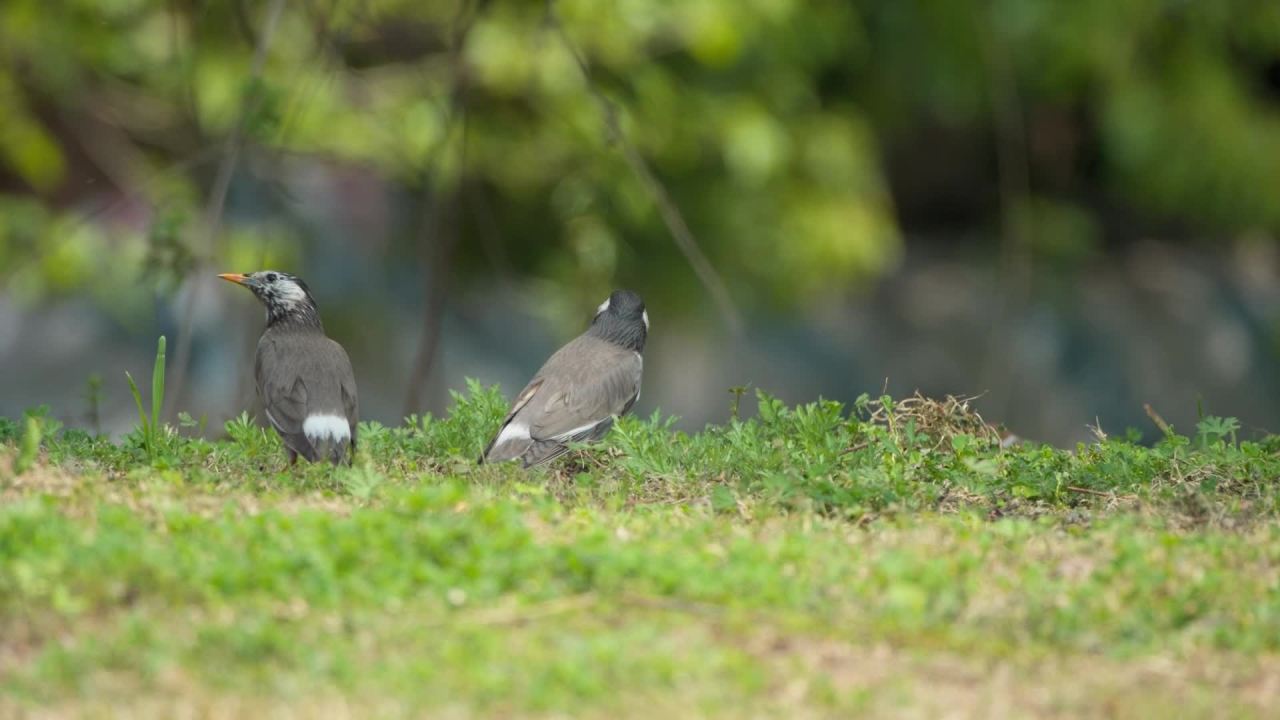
(303, 413), (351, 443)
(553, 418), (610, 443)
(635, 352), (643, 402)
(494, 421), (531, 447)
(642, 310), (649, 330)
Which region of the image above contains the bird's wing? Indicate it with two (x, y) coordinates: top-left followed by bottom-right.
(526, 336), (642, 443)
(501, 377), (545, 429)
(256, 337), (317, 461)
(256, 333), (359, 463)
(482, 336), (642, 466)
(327, 337), (360, 450)
(482, 377), (544, 463)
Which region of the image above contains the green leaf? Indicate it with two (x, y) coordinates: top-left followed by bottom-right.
(125, 370), (148, 442)
(151, 335), (166, 437)
(15, 415), (42, 474)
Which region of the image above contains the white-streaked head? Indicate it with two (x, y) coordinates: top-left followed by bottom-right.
(249, 271), (311, 307)
(220, 270), (322, 328)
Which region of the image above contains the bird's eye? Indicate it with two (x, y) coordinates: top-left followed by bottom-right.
(265, 273), (278, 283)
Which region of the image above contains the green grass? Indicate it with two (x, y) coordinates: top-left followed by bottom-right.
(2, 382), (1280, 717)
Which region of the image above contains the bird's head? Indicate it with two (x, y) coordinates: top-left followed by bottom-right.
(589, 289), (647, 352)
(218, 270), (321, 329)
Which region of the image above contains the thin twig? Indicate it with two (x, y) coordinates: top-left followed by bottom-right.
(976, 13), (1033, 418)
(468, 182), (518, 291)
(1144, 403), (1172, 436)
(402, 126), (466, 416)
(547, 1), (744, 338)
(841, 440), (870, 455)
(403, 0), (478, 417)
(166, 0), (287, 421)
(1066, 485), (1112, 498)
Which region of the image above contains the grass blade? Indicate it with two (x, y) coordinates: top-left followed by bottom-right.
(125, 370), (148, 439)
(14, 415), (42, 474)
(151, 335), (167, 440)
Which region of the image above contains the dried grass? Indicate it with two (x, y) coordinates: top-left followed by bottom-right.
(864, 392), (1006, 452)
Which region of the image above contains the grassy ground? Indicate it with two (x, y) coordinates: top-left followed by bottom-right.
(2, 383), (1280, 718)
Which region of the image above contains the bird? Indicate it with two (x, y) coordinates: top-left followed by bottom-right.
(482, 289), (648, 468)
(218, 270), (358, 466)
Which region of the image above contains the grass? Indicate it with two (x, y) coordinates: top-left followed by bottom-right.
(2, 378), (1280, 717)
(123, 335), (165, 462)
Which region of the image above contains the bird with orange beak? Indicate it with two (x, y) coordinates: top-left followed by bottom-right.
(218, 270), (358, 465)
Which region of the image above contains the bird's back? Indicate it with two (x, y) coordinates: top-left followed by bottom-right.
(257, 327), (359, 464)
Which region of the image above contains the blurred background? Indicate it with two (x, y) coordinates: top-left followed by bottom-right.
(2, 0), (1280, 444)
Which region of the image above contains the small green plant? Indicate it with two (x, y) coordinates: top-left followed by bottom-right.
(14, 414), (42, 474)
(84, 372), (103, 435)
(338, 464), (385, 501)
(224, 411), (276, 456)
(410, 378), (507, 461)
(728, 385), (749, 420)
(0, 417), (18, 443)
(177, 411), (206, 435)
(125, 335), (167, 459)
(1196, 415), (1240, 449)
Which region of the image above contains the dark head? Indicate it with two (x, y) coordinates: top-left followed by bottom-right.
(586, 289), (647, 352)
(217, 270), (322, 330)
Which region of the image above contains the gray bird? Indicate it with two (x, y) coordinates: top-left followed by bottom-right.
(483, 289), (648, 468)
(219, 271), (358, 465)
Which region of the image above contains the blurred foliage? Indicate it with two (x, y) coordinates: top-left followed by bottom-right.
(0, 0), (1279, 319)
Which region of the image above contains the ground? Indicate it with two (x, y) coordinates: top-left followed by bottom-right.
(2, 384), (1279, 718)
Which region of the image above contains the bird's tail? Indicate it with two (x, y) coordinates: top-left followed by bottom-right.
(524, 438), (584, 467)
(311, 436), (353, 466)
(302, 413), (355, 466)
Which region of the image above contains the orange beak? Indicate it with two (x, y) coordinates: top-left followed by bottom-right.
(218, 273), (249, 285)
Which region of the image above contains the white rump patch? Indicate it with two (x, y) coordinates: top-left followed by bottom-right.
(303, 413), (351, 443)
(494, 421), (531, 447)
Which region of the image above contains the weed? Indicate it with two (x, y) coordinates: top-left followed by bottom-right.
(14, 415), (41, 474)
(124, 335), (168, 461)
(84, 373), (102, 435)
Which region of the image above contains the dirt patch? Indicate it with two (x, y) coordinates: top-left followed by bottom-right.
(744, 629), (1280, 719)
(1, 456), (356, 523)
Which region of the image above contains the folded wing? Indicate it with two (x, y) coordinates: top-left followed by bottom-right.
(257, 334), (358, 465)
(483, 335), (641, 467)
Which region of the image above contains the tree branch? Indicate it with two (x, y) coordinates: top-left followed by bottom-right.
(402, 0), (480, 417)
(547, 1), (744, 338)
(976, 12), (1033, 417)
(165, 0), (287, 421)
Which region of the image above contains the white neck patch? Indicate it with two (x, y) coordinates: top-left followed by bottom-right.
(275, 279), (309, 305)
